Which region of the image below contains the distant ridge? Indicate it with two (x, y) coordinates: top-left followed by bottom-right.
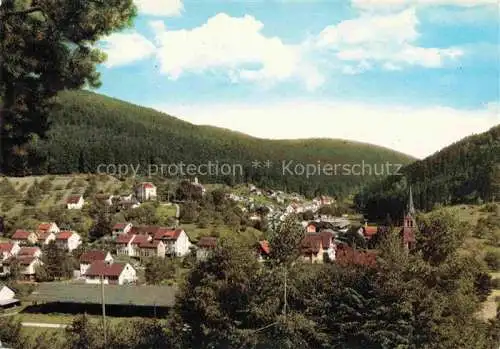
(24, 90), (415, 197)
(356, 124), (500, 220)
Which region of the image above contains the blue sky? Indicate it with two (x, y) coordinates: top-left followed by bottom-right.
(96, 0), (499, 158)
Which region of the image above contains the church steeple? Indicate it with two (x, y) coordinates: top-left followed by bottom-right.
(407, 185), (416, 217)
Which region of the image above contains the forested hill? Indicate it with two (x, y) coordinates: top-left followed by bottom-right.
(28, 90), (414, 197)
(356, 124), (500, 220)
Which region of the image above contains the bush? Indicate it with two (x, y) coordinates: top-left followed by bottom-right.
(481, 203), (498, 213)
(491, 278), (500, 289)
(484, 251), (500, 271)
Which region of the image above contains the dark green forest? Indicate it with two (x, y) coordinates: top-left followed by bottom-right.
(18, 90), (414, 198)
(355, 125), (500, 220)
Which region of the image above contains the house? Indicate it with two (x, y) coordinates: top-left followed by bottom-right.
(79, 250), (113, 275)
(306, 222), (318, 233)
(37, 222), (60, 234)
(196, 237), (217, 261)
(11, 230), (38, 245)
(299, 231), (336, 263)
(55, 231), (82, 252)
(129, 235), (151, 257)
(0, 242), (20, 261)
(362, 224), (378, 240)
(135, 182), (157, 202)
(66, 195), (84, 210)
(3, 256), (43, 280)
(118, 199), (141, 210)
(0, 283), (19, 308)
(112, 222), (133, 236)
(37, 231), (56, 245)
(256, 240), (270, 262)
(18, 247), (42, 258)
(154, 228), (192, 257)
(139, 240), (166, 259)
(115, 234), (137, 257)
(83, 261), (137, 285)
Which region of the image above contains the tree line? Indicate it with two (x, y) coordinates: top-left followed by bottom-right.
(355, 125), (500, 221)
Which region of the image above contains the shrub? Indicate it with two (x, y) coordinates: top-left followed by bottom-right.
(491, 278), (500, 289)
(485, 251), (500, 271)
(481, 203), (498, 213)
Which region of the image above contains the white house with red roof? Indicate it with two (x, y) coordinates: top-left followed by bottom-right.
(79, 250), (113, 275)
(139, 240), (166, 259)
(37, 231), (56, 246)
(37, 222), (60, 235)
(129, 235), (151, 257)
(115, 234), (137, 257)
(112, 222), (133, 236)
(0, 242), (20, 262)
(154, 228), (192, 257)
(66, 194), (84, 209)
(11, 230), (38, 245)
(55, 231), (82, 252)
(135, 182), (157, 202)
(83, 261), (137, 285)
(18, 247), (42, 258)
(196, 237), (217, 261)
(3, 256), (43, 279)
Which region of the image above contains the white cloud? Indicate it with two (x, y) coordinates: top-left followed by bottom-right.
(352, 0), (498, 12)
(134, 0), (183, 16)
(152, 101), (500, 159)
(100, 32), (156, 67)
(149, 13), (323, 89)
(317, 8), (463, 69)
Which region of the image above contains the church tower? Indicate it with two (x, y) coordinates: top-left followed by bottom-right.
(402, 185), (417, 250)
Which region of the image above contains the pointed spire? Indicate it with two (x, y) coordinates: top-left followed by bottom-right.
(408, 185), (416, 216)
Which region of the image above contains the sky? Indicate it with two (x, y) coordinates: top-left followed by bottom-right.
(96, 0), (500, 159)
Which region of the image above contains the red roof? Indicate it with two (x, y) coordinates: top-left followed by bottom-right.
(139, 240), (162, 249)
(37, 231), (54, 241)
(154, 228), (183, 241)
(80, 250), (108, 264)
(113, 223), (129, 230)
(258, 240), (270, 255)
(129, 225), (162, 236)
(0, 243), (15, 253)
(197, 237), (217, 249)
(130, 235), (149, 245)
(336, 245), (377, 268)
(116, 234), (135, 244)
(301, 235), (323, 255)
(364, 226), (378, 239)
(12, 230), (33, 240)
(140, 182), (155, 189)
(16, 256), (37, 266)
(18, 247), (40, 256)
(66, 195), (82, 204)
(84, 261), (126, 277)
(56, 231), (74, 240)
(38, 223), (55, 232)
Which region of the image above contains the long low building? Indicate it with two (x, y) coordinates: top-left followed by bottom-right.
(27, 283), (177, 308)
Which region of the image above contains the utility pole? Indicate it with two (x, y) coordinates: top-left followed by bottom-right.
(100, 274), (107, 346)
(283, 266), (287, 318)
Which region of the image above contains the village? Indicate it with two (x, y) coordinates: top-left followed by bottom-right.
(0, 176), (419, 319)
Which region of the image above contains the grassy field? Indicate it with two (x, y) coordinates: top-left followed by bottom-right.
(180, 223), (264, 244)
